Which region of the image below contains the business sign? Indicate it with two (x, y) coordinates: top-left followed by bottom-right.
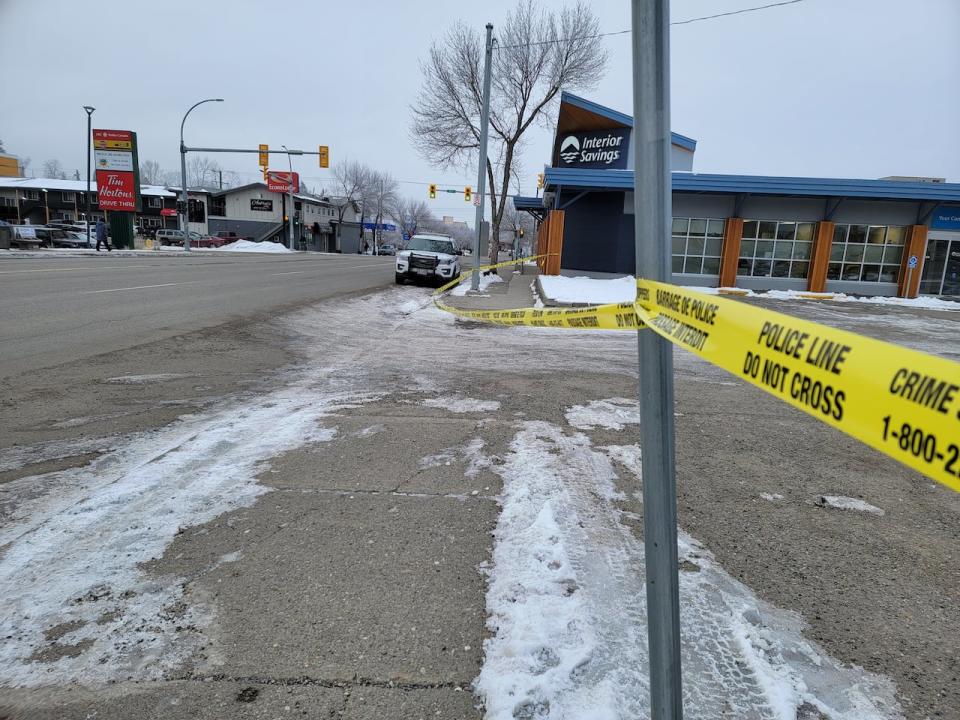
(92, 129), (133, 150)
(554, 128), (631, 169)
(250, 198), (274, 212)
(267, 170), (299, 193)
(93, 128), (139, 212)
(931, 206), (960, 231)
(96, 172), (138, 212)
(94, 150), (133, 172)
(160, 208), (177, 217)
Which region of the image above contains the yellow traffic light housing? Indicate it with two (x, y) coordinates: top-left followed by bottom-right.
(318, 145), (329, 168)
(537, 173), (545, 189)
(464, 186), (472, 202)
(429, 183), (437, 199)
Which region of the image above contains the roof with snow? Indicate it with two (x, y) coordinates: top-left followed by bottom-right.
(0, 177), (175, 197)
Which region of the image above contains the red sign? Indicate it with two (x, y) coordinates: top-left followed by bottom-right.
(93, 128), (133, 150)
(160, 208), (177, 217)
(95, 170), (138, 211)
(267, 170), (300, 193)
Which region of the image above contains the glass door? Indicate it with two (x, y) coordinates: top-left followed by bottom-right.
(920, 237), (960, 296)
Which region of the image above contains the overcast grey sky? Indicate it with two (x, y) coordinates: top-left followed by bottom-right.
(1, 0), (957, 223)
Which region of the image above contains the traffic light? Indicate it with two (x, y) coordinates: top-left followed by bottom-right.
(318, 145), (329, 169)
(258, 144), (269, 168)
(519, 227), (525, 238)
(537, 173), (545, 189)
(262, 167), (269, 182)
(464, 186), (472, 202)
(428, 183), (437, 199)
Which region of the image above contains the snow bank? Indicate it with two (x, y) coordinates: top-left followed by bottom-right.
(214, 239), (292, 253)
(538, 275), (635, 304)
(450, 271), (503, 296)
(537, 274), (960, 311)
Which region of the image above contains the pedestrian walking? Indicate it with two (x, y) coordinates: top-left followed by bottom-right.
(95, 219), (111, 252)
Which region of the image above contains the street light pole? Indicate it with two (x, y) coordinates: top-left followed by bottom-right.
(83, 106), (95, 247)
(180, 98), (223, 251)
(281, 145), (300, 251)
(470, 22), (494, 291)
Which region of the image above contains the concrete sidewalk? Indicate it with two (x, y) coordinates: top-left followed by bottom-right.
(443, 264), (540, 312)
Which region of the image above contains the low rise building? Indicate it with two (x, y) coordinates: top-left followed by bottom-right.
(515, 93), (960, 298)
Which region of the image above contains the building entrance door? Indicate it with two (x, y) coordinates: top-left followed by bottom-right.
(919, 236), (960, 296)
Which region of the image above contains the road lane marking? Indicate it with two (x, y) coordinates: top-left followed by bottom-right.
(270, 271), (307, 276)
(0, 264), (161, 274)
(83, 282), (192, 295)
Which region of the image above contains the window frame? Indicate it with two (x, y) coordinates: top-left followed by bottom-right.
(826, 223), (903, 283)
(737, 219), (814, 280)
(671, 216), (725, 276)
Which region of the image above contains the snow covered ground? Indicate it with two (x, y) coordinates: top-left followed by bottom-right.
(450, 271), (504, 296)
(0, 285), (907, 717)
(538, 274), (960, 311)
(476, 404), (901, 720)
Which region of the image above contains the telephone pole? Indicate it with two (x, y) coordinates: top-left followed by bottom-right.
(470, 23), (494, 291)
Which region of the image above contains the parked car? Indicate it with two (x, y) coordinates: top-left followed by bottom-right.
(377, 244), (397, 256)
(395, 234), (461, 286)
(214, 231), (253, 243)
(156, 229), (224, 247)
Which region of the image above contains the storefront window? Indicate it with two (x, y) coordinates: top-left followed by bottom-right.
(827, 224), (903, 282)
(737, 220), (814, 279)
(671, 217), (724, 275)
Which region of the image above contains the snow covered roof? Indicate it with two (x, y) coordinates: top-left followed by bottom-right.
(0, 177), (175, 197)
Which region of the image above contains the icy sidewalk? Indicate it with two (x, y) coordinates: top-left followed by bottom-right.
(475, 400), (902, 720)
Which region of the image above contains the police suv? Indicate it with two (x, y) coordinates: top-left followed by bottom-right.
(395, 234), (461, 286)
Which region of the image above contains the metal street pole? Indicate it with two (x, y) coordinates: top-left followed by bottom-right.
(179, 98), (223, 251)
(471, 22), (494, 291)
(282, 146), (302, 251)
(83, 106), (95, 247)
(632, 0), (683, 718)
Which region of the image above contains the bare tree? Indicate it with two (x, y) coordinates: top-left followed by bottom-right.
(389, 197), (435, 240)
(20, 157), (32, 177)
(72, 169), (80, 180)
(139, 160), (164, 185)
(187, 156), (221, 187)
(330, 160), (372, 247)
(363, 170), (399, 253)
(411, 0), (606, 263)
(42, 159), (68, 179)
(0, 139), (5, 153)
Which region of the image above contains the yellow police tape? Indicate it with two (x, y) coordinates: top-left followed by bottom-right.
(432, 262), (960, 492)
(634, 279), (960, 493)
(433, 256), (643, 329)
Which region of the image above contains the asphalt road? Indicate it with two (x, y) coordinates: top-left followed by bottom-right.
(0, 252), (396, 377)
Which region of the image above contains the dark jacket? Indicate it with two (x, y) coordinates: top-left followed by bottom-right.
(95, 221), (107, 241)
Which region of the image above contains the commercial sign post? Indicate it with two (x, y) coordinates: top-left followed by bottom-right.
(93, 129), (140, 248)
(266, 170), (300, 194)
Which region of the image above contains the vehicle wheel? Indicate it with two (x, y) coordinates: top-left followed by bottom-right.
(395, 273), (405, 285)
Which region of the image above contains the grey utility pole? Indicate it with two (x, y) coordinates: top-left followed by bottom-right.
(632, 0), (684, 718)
(179, 98), (223, 251)
(282, 146), (301, 251)
(83, 105), (95, 247)
(470, 22), (494, 291)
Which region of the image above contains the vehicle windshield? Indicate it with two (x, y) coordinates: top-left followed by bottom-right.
(407, 237), (454, 254)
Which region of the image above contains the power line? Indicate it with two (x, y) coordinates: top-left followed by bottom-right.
(494, 0), (805, 49)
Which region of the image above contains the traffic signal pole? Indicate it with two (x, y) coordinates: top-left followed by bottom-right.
(632, 0), (684, 717)
(470, 23), (494, 291)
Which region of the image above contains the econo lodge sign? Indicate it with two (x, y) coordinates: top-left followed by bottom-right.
(93, 129), (140, 212)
